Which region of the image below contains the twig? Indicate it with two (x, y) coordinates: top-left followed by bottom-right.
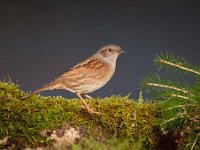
(146, 83), (193, 95)
(170, 94), (196, 103)
(159, 59), (200, 76)
(191, 133), (200, 150)
(162, 104), (198, 111)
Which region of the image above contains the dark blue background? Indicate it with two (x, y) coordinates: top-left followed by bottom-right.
(0, 0), (200, 99)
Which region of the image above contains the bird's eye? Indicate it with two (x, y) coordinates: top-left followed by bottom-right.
(108, 49), (112, 52)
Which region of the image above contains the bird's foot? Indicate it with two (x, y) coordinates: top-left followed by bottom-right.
(80, 104), (99, 114)
(76, 92), (99, 114)
(85, 94), (93, 100)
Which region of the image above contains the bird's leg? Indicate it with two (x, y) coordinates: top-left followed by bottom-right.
(85, 94), (93, 99)
(76, 92), (98, 114)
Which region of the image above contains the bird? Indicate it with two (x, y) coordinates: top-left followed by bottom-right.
(22, 44), (124, 114)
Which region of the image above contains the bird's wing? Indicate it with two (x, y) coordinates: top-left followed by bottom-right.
(56, 57), (110, 87)
(64, 57), (109, 78)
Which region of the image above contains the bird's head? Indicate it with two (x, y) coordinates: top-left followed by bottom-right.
(96, 44), (124, 63)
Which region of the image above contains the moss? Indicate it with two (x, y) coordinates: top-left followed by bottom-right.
(0, 81), (158, 149)
(72, 137), (145, 150)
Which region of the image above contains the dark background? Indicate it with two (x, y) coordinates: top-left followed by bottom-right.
(0, 0), (200, 99)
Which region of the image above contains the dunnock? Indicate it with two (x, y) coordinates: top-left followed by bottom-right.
(23, 44), (124, 114)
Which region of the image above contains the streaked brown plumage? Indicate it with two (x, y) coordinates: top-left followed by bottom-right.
(22, 44), (124, 114)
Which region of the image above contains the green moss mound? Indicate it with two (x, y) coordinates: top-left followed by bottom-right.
(71, 137), (145, 150)
(0, 81), (158, 149)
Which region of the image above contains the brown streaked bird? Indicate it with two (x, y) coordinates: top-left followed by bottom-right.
(22, 44), (124, 114)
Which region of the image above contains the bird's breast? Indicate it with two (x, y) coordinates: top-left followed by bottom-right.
(60, 58), (116, 93)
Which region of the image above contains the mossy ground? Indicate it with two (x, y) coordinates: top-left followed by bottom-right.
(0, 81), (158, 149)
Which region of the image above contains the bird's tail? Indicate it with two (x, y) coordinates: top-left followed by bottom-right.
(22, 81), (61, 99)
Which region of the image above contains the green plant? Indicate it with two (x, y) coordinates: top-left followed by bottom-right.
(142, 53), (200, 149)
(0, 80), (158, 149)
(71, 137), (145, 150)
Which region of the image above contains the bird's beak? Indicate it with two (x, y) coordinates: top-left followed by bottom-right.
(119, 50), (125, 54)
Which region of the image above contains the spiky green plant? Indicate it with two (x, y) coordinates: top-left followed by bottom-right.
(142, 52), (200, 150)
